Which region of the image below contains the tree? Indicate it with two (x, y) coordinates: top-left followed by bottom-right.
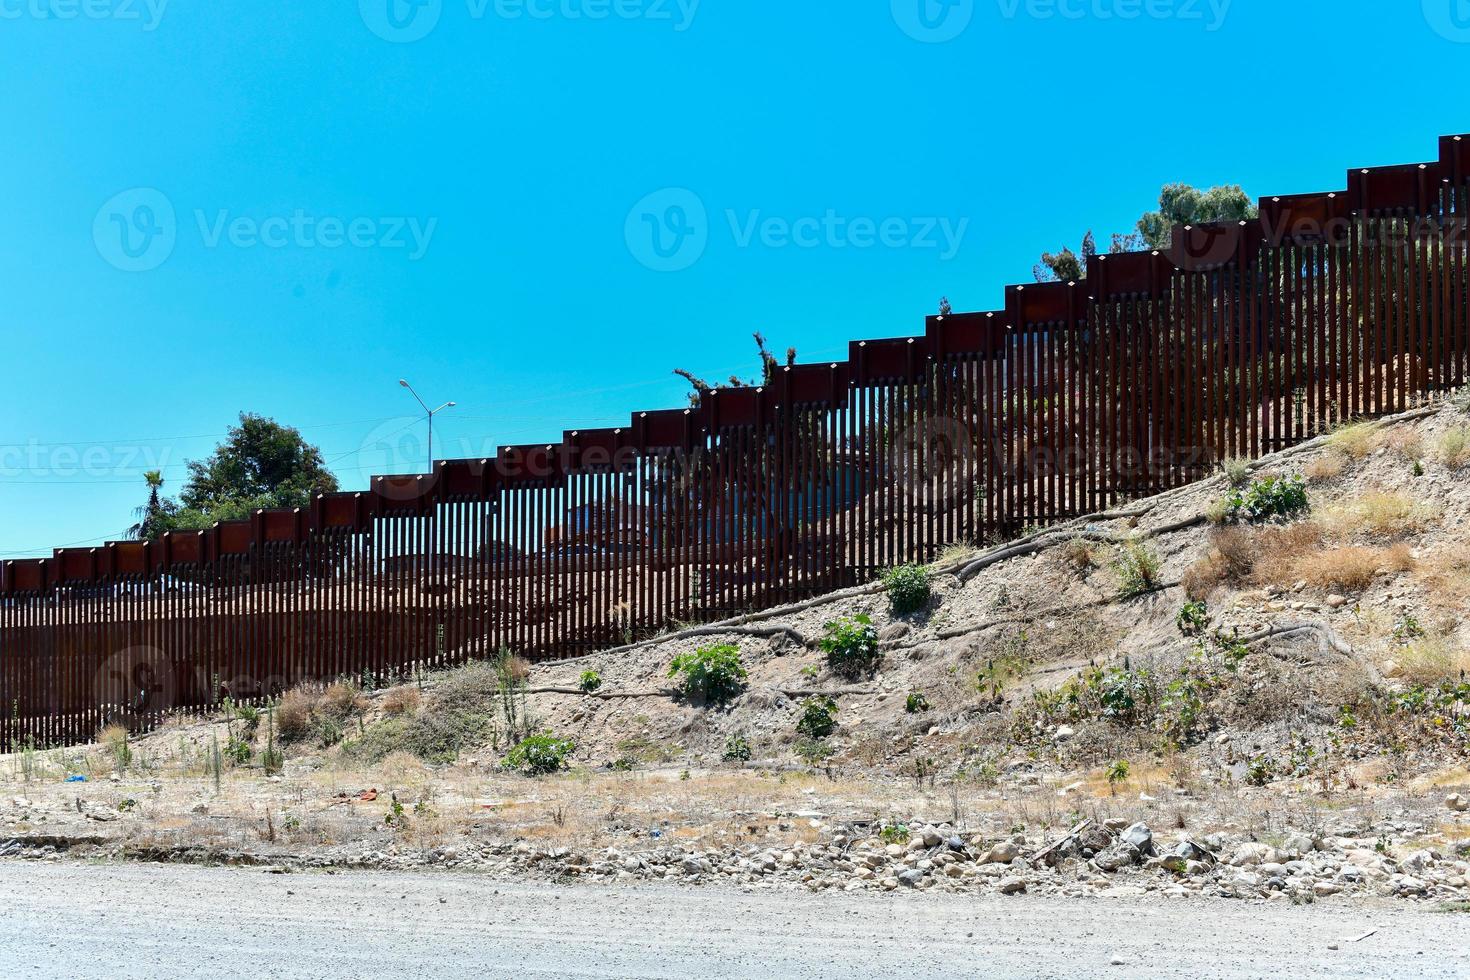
(938, 296), (953, 316)
(1032, 183), (1256, 281)
(675, 332), (798, 406)
(128, 470), (175, 541)
(1137, 183), (1257, 251)
(133, 414), (339, 539)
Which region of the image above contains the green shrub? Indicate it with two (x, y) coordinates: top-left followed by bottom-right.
(1223, 475), (1309, 523)
(879, 823), (910, 845)
(224, 736), (252, 766)
(669, 644), (748, 705)
(502, 733), (575, 776)
(722, 733), (752, 763)
(1115, 543), (1161, 598)
(344, 706), (492, 765)
(882, 564), (932, 616)
(905, 692), (931, 714)
(1220, 457), (1250, 488)
(820, 614), (883, 680)
(794, 738), (834, 765)
(795, 696), (838, 740)
(1176, 600), (1211, 637)
(579, 670), (603, 693)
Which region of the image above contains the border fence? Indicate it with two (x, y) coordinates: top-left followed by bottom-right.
(4, 133), (1470, 749)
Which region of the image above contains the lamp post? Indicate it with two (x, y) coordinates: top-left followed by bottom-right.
(398, 379), (456, 473)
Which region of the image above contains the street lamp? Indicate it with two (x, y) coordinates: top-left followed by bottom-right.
(399, 379), (456, 473)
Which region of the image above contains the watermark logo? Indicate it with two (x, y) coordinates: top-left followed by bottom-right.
(625, 188), (970, 272)
(357, 418), (433, 492)
(93, 189), (438, 271)
(1424, 0), (1470, 42)
(360, 0), (442, 43)
(888, 417), (975, 505)
(360, 0), (699, 42)
(93, 645), (178, 728)
(892, 0), (974, 42)
(93, 187), (176, 273)
(994, 0), (1232, 31)
(626, 188), (708, 273)
(0, 0), (169, 30)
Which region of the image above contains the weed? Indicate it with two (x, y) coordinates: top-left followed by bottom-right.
(879, 823), (911, 845)
(794, 737), (835, 765)
(1223, 475), (1309, 523)
(905, 692), (931, 714)
(820, 615), (883, 680)
(795, 696), (838, 740)
(99, 725), (131, 773)
(1439, 426), (1470, 469)
(1304, 453), (1345, 483)
(669, 644), (748, 706)
(381, 687), (422, 717)
(502, 733), (575, 776)
(224, 737), (252, 767)
(1105, 759), (1130, 794)
(1246, 755), (1275, 786)
(1115, 542), (1161, 598)
(1060, 537), (1098, 572)
(1176, 600), (1211, 637)
(882, 564), (932, 616)
(578, 670), (603, 693)
(1220, 457), (1250, 487)
(722, 733), (752, 763)
(1327, 421), (1377, 460)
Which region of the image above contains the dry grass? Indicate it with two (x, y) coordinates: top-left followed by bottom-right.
(277, 689), (315, 741)
(382, 687), (423, 717)
(1439, 426), (1470, 469)
(1182, 521), (1412, 596)
(1383, 426), (1424, 462)
(323, 683), (368, 719)
(1303, 544), (1413, 593)
(1321, 491), (1437, 541)
(1059, 537), (1098, 573)
(1326, 421), (1378, 460)
(1394, 636), (1470, 686)
(1304, 452), (1346, 483)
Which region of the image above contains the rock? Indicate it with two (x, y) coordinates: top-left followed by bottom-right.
(1158, 854), (1188, 873)
(1448, 794), (1469, 813)
(81, 803), (118, 823)
(1054, 725), (1075, 741)
(979, 840), (1021, 864)
(1103, 818), (1129, 833)
(1093, 845), (1138, 872)
(897, 869), (925, 888)
(1313, 882), (1343, 897)
(1381, 660), (1404, 679)
(1121, 823), (1154, 854)
(1401, 850), (1435, 873)
(946, 836), (966, 852)
(1326, 594), (1348, 608)
(920, 828), (943, 848)
(1229, 843), (1276, 867)
(997, 877), (1028, 895)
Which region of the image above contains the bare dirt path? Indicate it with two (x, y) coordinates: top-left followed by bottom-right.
(0, 862), (1464, 978)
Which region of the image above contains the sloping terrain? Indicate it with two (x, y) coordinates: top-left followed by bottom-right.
(3, 397), (1470, 907)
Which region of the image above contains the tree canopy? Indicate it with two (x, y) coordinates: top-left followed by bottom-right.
(129, 413), (339, 540)
(1033, 183), (1258, 283)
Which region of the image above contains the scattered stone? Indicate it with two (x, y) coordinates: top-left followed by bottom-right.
(1326, 594), (1349, 608)
(997, 876), (1027, 895)
(1448, 794), (1469, 813)
(1121, 823), (1154, 854)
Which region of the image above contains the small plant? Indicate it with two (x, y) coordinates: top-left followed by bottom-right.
(679, 769), (691, 781)
(578, 670), (603, 693)
(1392, 613), (1426, 644)
(1060, 537), (1098, 572)
(879, 822), (911, 845)
(118, 798), (137, 812)
(795, 696), (838, 740)
(820, 614), (883, 680)
(722, 733), (752, 763)
(502, 733), (575, 776)
(1176, 600), (1211, 637)
(905, 692), (931, 714)
(1115, 542), (1161, 598)
(669, 644), (748, 705)
(1220, 457), (1250, 487)
(1223, 475), (1309, 523)
(793, 737), (834, 765)
(1246, 755), (1274, 787)
(882, 564), (932, 616)
(224, 736), (252, 767)
(99, 724), (132, 773)
(385, 797), (406, 826)
(799, 664), (820, 680)
(1105, 759), (1130, 795)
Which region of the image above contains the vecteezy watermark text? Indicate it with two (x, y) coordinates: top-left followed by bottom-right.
(0, 0), (168, 29)
(93, 188), (437, 272)
(892, 0), (1231, 42)
(360, 0), (699, 43)
(0, 440), (172, 480)
(625, 188), (969, 273)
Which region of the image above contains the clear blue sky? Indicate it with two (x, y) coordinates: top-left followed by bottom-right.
(1, 1), (1466, 557)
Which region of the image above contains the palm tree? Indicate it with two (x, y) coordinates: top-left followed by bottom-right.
(128, 470), (169, 540)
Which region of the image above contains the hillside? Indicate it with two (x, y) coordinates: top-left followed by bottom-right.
(3, 397), (1470, 907)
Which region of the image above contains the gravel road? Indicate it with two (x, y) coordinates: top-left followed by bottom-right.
(0, 862), (1464, 978)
